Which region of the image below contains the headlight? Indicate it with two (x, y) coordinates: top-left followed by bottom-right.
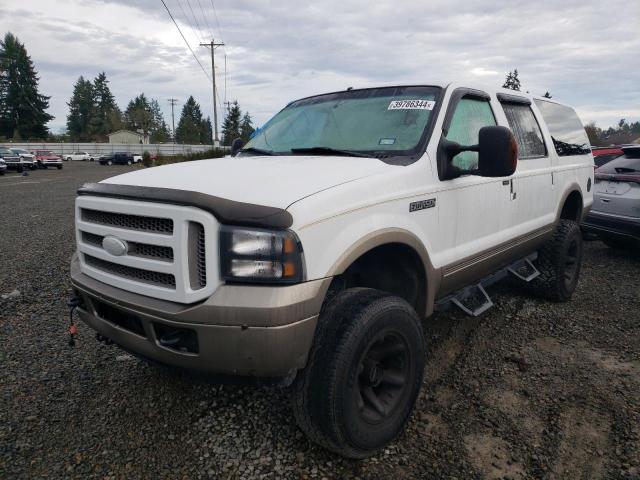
(219, 226), (304, 284)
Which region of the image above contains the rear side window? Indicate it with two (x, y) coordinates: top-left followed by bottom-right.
(594, 153), (622, 167)
(534, 99), (590, 156)
(501, 103), (546, 159)
(598, 153), (640, 174)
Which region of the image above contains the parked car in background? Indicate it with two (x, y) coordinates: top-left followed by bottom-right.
(0, 158), (7, 175)
(10, 148), (37, 170)
(33, 150), (63, 169)
(99, 152), (135, 166)
(0, 147), (23, 172)
(65, 151), (96, 162)
(583, 145), (640, 249)
(133, 154), (142, 163)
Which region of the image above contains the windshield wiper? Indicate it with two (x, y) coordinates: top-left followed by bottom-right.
(290, 146), (376, 158)
(239, 147), (275, 156)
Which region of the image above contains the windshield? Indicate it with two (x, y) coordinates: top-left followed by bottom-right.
(38, 151), (53, 155)
(242, 86), (441, 164)
(0, 148), (13, 154)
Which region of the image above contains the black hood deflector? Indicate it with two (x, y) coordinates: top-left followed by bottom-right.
(78, 183), (293, 229)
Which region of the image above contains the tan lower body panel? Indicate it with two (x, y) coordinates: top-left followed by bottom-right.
(438, 225), (554, 296)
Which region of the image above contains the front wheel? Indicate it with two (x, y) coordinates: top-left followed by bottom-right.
(107, 160), (113, 166)
(57, 165), (62, 170)
(529, 219), (583, 302)
(127, 160), (132, 166)
(291, 288), (425, 458)
(67, 157), (72, 161)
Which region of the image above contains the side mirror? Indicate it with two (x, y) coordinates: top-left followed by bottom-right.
(231, 138), (244, 156)
(477, 126), (518, 177)
(438, 125), (518, 180)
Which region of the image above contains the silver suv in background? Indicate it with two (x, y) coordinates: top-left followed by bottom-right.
(583, 145), (640, 249)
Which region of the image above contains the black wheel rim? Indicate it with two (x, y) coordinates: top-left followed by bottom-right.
(563, 238), (580, 288)
(355, 331), (410, 424)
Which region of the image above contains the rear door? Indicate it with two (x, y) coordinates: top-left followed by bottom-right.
(497, 94), (555, 234)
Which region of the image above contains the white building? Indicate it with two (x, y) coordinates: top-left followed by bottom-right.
(107, 130), (150, 145)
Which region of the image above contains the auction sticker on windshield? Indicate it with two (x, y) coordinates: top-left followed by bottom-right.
(388, 99), (435, 110)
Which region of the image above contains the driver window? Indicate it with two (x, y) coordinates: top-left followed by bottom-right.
(447, 98), (496, 170)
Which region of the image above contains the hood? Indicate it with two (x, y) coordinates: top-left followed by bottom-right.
(100, 155), (391, 209)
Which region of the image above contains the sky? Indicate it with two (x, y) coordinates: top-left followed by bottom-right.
(1, 0), (639, 135)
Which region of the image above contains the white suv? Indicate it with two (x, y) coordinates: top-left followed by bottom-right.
(70, 82), (593, 458)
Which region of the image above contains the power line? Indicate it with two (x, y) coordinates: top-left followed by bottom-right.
(209, 0), (225, 45)
(185, 0), (207, 43)
(159, 0), (211, 82)
(175, 0), (206, 45)
(196, 0), (215, 40)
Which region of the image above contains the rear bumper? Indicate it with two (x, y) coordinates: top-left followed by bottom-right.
(582, 210), (640, 241)
(70, 254), (330, 377)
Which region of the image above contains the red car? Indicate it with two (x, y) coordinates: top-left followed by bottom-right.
(592, 147), (624, 169)
(33, 149), (63, 169)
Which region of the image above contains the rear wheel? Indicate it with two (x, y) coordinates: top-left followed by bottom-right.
(127, 160), (132, 166)
(530, 219), (583, 302)
(107, 160), (113, 166)
(291, 288), (425, 458)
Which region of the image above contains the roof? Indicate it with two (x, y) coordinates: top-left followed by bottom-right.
(107, 129), (142, 137)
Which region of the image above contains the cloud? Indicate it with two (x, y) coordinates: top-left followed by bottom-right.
(1, 0), (638, 133)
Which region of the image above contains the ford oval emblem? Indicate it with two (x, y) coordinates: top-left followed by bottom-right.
(102, 236), (128, 256)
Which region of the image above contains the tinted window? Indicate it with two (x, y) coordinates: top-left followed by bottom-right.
(594, 153), (621, 167)
(534, 99), (590, 156)
(501, 103), (546, 159)
(446, 98), (496, 170)
(598, 152), (640, 174)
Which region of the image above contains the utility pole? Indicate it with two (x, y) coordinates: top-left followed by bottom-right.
(200, 39), (225, 146)
(224, 101), (232, 114)
(168, 98), (178, 142)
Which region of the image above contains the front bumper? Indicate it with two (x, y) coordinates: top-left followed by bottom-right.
(70, 253), (330, 377)
(582, 210), (640, 241)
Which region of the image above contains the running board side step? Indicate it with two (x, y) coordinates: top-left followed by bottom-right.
(435, 253), (539, 317)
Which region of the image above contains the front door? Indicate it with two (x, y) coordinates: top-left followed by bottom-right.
(434, 89), (512, 293)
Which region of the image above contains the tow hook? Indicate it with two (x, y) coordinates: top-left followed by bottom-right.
(66, 296), (82, 347)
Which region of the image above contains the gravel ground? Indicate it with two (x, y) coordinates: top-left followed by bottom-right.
(1, 161), (639, 479)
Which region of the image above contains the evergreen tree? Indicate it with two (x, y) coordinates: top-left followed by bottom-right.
(91, 72), (121, 139)
(502, 69), (521, 91)
(124, 93), (154, 135)
(200, 116), (212, 144)
(239, 112), (255, 143)
(0, 32), (53, 139)
(221, 101), (241, 145)
(66, 76), (94, 141)
(175, 95), (204, 144)
(149, 99), (170, 143)
(543, 91), (552, 99)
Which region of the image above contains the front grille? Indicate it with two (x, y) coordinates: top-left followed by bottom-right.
(188, 222), (207, 289)
(81, 208), (173, 234)
(84, 254), (176, 289)
(81, 231), (174, 261)
(76, 196), (217, 303)
(196, 223), (206, 287)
